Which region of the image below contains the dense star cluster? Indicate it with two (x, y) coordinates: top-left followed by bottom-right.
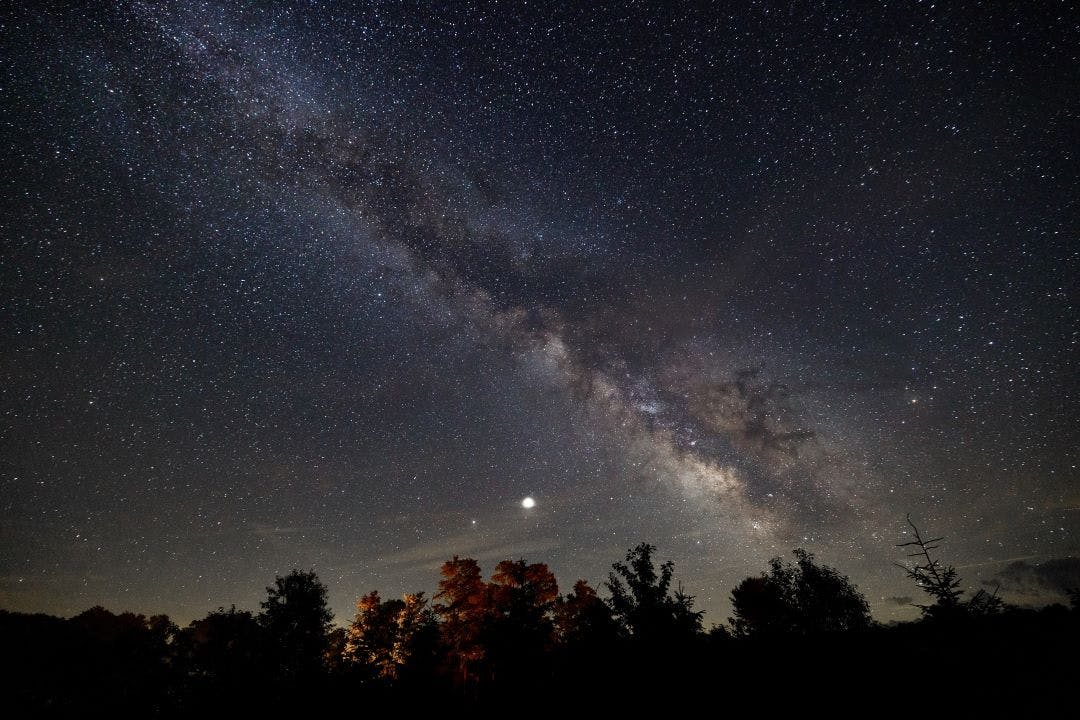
(1, 2), (1077, 625)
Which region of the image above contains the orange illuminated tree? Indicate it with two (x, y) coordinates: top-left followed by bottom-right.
(433, 556), (490, 685)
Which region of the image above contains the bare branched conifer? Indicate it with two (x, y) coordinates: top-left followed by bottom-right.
(896, 515), (1002, 619)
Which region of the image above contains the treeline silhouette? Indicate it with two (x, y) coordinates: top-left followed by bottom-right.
(2, 521), (1076, 716)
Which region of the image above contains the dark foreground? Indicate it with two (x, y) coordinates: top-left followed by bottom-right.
(2, 604), (1076, 717)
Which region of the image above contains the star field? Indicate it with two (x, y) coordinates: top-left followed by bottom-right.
(1, 1), (1077, 625)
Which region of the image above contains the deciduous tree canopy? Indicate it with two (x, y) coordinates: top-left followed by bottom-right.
(730, 548), (871, 635)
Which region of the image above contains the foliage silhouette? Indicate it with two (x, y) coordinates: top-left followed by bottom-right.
(259, 569), (333, 681)
(730, 548), (872, 635)
(186, 605), (266, 675)
(2, 530), (1077, 715)
(182, 604), (270, 709)
(605, 542), (703, 645)
(483, 560), (559, 688)
(896, 515), (1004, 620)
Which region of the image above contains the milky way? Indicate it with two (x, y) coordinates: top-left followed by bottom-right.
(2, 2), (1077, 623)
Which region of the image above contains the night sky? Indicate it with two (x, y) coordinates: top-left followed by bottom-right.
(2, 1), (1077, 626)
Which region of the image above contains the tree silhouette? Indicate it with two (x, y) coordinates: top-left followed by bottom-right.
(485, 559), (559, 684)
(259, 569), (333, 680)
(896, 515), (963, 614)
(605, 542), (703, 644)
(896, 515), (1003, 620)
(729, 570), (796, 635)
(55, 606), (181, 713)
(730, 548), (871, 635)
(186, 605), (265, 677)
(4, 538), (1079, 713)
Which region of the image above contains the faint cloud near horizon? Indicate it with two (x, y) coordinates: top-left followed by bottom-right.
(985, 557), (1080, 607)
